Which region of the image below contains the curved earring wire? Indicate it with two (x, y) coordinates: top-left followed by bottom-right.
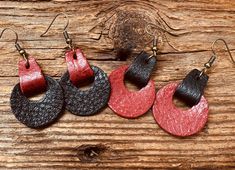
(145, 24), (158, 59)
(40, 13), (73, 49)
(145, 23), (180, 52)
(0, 28), (29, 66)
(0, 28), (19, 44)
(40, 12), (69, 37)
(200, 38), (235, 76)
(211, 38), (235, 64)
(146, 23), (180, 37)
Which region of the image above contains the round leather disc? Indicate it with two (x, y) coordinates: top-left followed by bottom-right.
(152, 82), (209, 137)
(108, 65), (156, 118)
(59, 66), (110, 116)
(10, 76), (64, 128)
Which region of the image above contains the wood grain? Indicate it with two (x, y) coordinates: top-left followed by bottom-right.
(0, 0), (235, 169)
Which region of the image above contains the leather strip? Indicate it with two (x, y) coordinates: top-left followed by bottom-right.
(65, 48), (94, 86)
(175, 69), (209, 106)
(18, 57), (47, 96)
(125, 51), (156, 87)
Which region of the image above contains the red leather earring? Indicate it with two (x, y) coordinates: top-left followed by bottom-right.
(108, 27), (161, 118)
(152, 39), (235, 137)
(108, 51), (156, 118)
(108, 23), (180, 118)
(41, 13), (110, 116)
(0, 28), (64, 128)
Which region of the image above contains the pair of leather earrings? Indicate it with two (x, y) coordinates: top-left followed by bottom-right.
(1, 13), (110, 128)
(108, 25), (235, 137)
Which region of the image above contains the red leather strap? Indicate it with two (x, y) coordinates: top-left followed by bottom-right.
(65, 48), (94, 86)
(18, 57), (47, 96)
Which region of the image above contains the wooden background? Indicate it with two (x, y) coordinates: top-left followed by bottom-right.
(0, 0), (235, 169)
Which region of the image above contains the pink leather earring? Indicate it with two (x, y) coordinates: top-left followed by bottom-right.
(108, 23), (180, 119)
(152, 39), (235, 137)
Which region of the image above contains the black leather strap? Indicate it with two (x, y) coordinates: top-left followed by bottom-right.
(125, 51), (156, 87)
(174, 69), (209, 106)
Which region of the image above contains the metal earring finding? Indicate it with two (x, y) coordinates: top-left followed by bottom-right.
(0, 28), (29, 67)
(40, 12), (73, 49)
(200, 38), (235, 77)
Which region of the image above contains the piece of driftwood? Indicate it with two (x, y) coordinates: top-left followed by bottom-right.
(0, 0), (234, 169)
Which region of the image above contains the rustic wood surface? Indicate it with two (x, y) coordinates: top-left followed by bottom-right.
(0, 0), (235, 169)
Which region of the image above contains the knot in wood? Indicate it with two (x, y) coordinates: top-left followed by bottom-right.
(76, 144), (107, 162)
(110, 11), (152, 59)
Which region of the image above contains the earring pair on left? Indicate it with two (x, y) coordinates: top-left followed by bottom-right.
(1, 13), (110, 128)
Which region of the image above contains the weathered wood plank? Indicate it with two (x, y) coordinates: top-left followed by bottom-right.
(0, 0), (234, 169)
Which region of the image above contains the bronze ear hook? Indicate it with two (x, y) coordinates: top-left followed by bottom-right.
(145, 24), (158, 59)
(0, 28), (18, 43)
(200, 38), (235, 76)
(0, 28), (29, 67)
(40, 13), (73, 49)
(145, 23), (181, 59)
(211, 38), (235, 64)
(145, 23), (181, 54)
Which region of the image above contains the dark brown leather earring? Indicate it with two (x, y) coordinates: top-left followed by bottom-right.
(40, 13), (111, 116)
(0, 28), (64, 128)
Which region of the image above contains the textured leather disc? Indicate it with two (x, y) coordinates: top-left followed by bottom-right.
(10, 76), (64, 128)
(108, 65), (156, 118)
(152, 82), (209, 137)
(59, 66), (110, 116)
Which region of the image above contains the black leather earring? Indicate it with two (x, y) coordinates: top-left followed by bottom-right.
(40, 13), (111, 116)
(0, 28), (64, 128)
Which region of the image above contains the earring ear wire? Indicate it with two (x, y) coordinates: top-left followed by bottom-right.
(145, 24), (158, 59)
(40, 13), (73, 49)
(0, 28), (29, 67)
(145, 23), (181, 53)
(200, 38), (235, 77)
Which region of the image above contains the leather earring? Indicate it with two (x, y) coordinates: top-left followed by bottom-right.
(108, 23), (180, 119)
(0, 28), (64, 128)
(108, 50), (156, 118)
(108, 24), (164, 118)
(41, 13), (111, 116)
(108, 23), (178, 119)
(152, 39), (235, 137)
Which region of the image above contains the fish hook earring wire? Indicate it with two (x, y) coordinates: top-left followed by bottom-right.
(0, 28), (64, 128)
(200, 38), (235, 76)
(40, 13), (111, 116)
(145, 23), (181, 52)
(145, 25), (158, 60)
(0, 28), (29, 67)
(152, 38), (235, 137)
(40, 12), (73, 49)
